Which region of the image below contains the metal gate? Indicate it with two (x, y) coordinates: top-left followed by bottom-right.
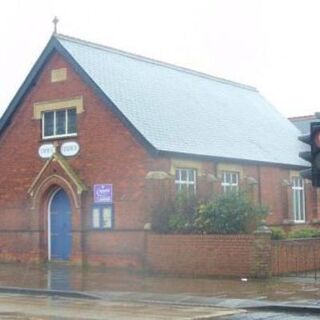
(272, 239), (320, 278)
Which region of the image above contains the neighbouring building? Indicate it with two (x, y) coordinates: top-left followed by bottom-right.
(0, 34), (316, 267)
(290, 114), (318, 134)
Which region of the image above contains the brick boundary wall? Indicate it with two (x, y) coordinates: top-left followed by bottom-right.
(5, 228), (320, 278)
(0, 232), (41, 263)
(272, 238), (320, 275)
(85, 231), (146, 269)
(146, 234), (255, 277)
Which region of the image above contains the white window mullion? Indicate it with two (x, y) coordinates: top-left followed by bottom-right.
(175, 168), (196, 195)
(292, 177), (305, 222)
(295, 192), (298, 221)
(53, 111), (56, 136)
(42, 114), (45, 139)
(221, 171), (239, 194)
(301, 180), (305, 221)
(301, 179), (306, 221)
(65, 109), (68, 134)
(297, 185), (301, 221)
(42, 108), (77, 139)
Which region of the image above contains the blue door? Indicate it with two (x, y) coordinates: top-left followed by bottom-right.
(50, 189), (72, 260)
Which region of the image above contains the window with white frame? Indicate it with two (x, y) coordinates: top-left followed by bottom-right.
(221, 171), (239, 194)
(175, 168), (196, 194)
(292, 176), (306, 222)
(92, 205), (114, 229)
(42, 108), (77, 139)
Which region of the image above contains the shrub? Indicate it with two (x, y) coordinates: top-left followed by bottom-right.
(168, 214), (189, 233)
(193, 192), (268, 234)
(151, 192), (200, 234)
(288, 228), (320, 239)
(271, 227), (286, 240)
(151, 198), (176, 234)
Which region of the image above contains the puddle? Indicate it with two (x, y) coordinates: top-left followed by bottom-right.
(0, 263), (320, 301)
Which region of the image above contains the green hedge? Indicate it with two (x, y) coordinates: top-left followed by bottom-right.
(152, 191), (268, 234)
(270, 227), (320, 240)
(270, 227), (286, 240)
(194, 192), (268, 234)
(288, 228), (320, 239)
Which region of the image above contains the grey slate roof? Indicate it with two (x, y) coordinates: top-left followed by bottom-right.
(55, 35), (308, 167)
(0, 34), (309, 168)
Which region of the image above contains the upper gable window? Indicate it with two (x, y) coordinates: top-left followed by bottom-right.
(42, 108), (77, 139)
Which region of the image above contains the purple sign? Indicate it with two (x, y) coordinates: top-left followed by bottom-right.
(93, 184), (113, 203)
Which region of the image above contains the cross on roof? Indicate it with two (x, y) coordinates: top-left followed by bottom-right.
(52, 16), (59, 34)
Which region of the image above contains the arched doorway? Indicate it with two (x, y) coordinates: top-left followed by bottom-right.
(48, 188), (72, 260)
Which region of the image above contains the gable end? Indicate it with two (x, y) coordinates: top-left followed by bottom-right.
(0, 37), (158, 156)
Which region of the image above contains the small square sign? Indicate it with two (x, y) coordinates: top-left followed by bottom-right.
(93, 184), (113, 203)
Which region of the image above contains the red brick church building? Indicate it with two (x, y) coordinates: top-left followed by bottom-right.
(0, 34), (315, 267)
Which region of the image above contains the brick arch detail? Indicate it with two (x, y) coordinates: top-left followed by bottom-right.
(31, 174), (81, 210)
(30, 174), (84, 262)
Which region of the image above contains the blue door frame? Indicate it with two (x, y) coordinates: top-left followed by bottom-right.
(49, 189), (72, 260)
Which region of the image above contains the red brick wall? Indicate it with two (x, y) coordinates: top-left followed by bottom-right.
(0, 52), (152, 229)
(147, 161), (318, 229)
(85, 231), (146, 269)
(272, 239), (320, 275)
(146, 234), (254, 277)
(0, 52), (153, 262)
(0, 233), (40, 263)
(259, 166), (288, 225)
(0, 48), (318, 268)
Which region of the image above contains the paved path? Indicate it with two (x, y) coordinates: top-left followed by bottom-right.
(218, 311), (320, 320)
(1, 263), (320, 301)
(1, 263), (320, 318)
(91, 290), (320, 312)
(0, 293), (243, 320)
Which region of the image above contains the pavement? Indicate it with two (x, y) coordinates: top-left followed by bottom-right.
(2, 286), (320, 313)
(0, 293), (243, 320)
(1, 288), (320, 319)
(0, 263), (320, 319)
(218, 311), (320, 319)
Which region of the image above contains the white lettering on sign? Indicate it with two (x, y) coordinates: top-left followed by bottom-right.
(60, 141), (80, 157)
(38, 144), (55, 159)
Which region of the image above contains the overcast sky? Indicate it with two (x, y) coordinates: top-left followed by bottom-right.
(1, 0), (320, 118)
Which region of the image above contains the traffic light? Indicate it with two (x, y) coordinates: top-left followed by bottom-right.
(299, 121), (320, 187)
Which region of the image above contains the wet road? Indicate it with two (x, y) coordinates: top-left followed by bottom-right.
(0, 293), (241, 319)
(0, 263), (320, 319)
(0, 294), (317, 320)
(0, 263), (320, 301)
(219, 311), (320, 319)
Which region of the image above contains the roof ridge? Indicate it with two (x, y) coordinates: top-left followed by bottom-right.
(55, 33), (258, 92)
(289, 115), (316, 121)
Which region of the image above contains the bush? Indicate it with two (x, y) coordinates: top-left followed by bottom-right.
(271, 227), (286, 240)
(168, 214), (189, 233)
(151, 192), (200, 234)
(288, 228), (320, 239)
(193, 192), (268, 234)
(151, 198), (176, 234)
